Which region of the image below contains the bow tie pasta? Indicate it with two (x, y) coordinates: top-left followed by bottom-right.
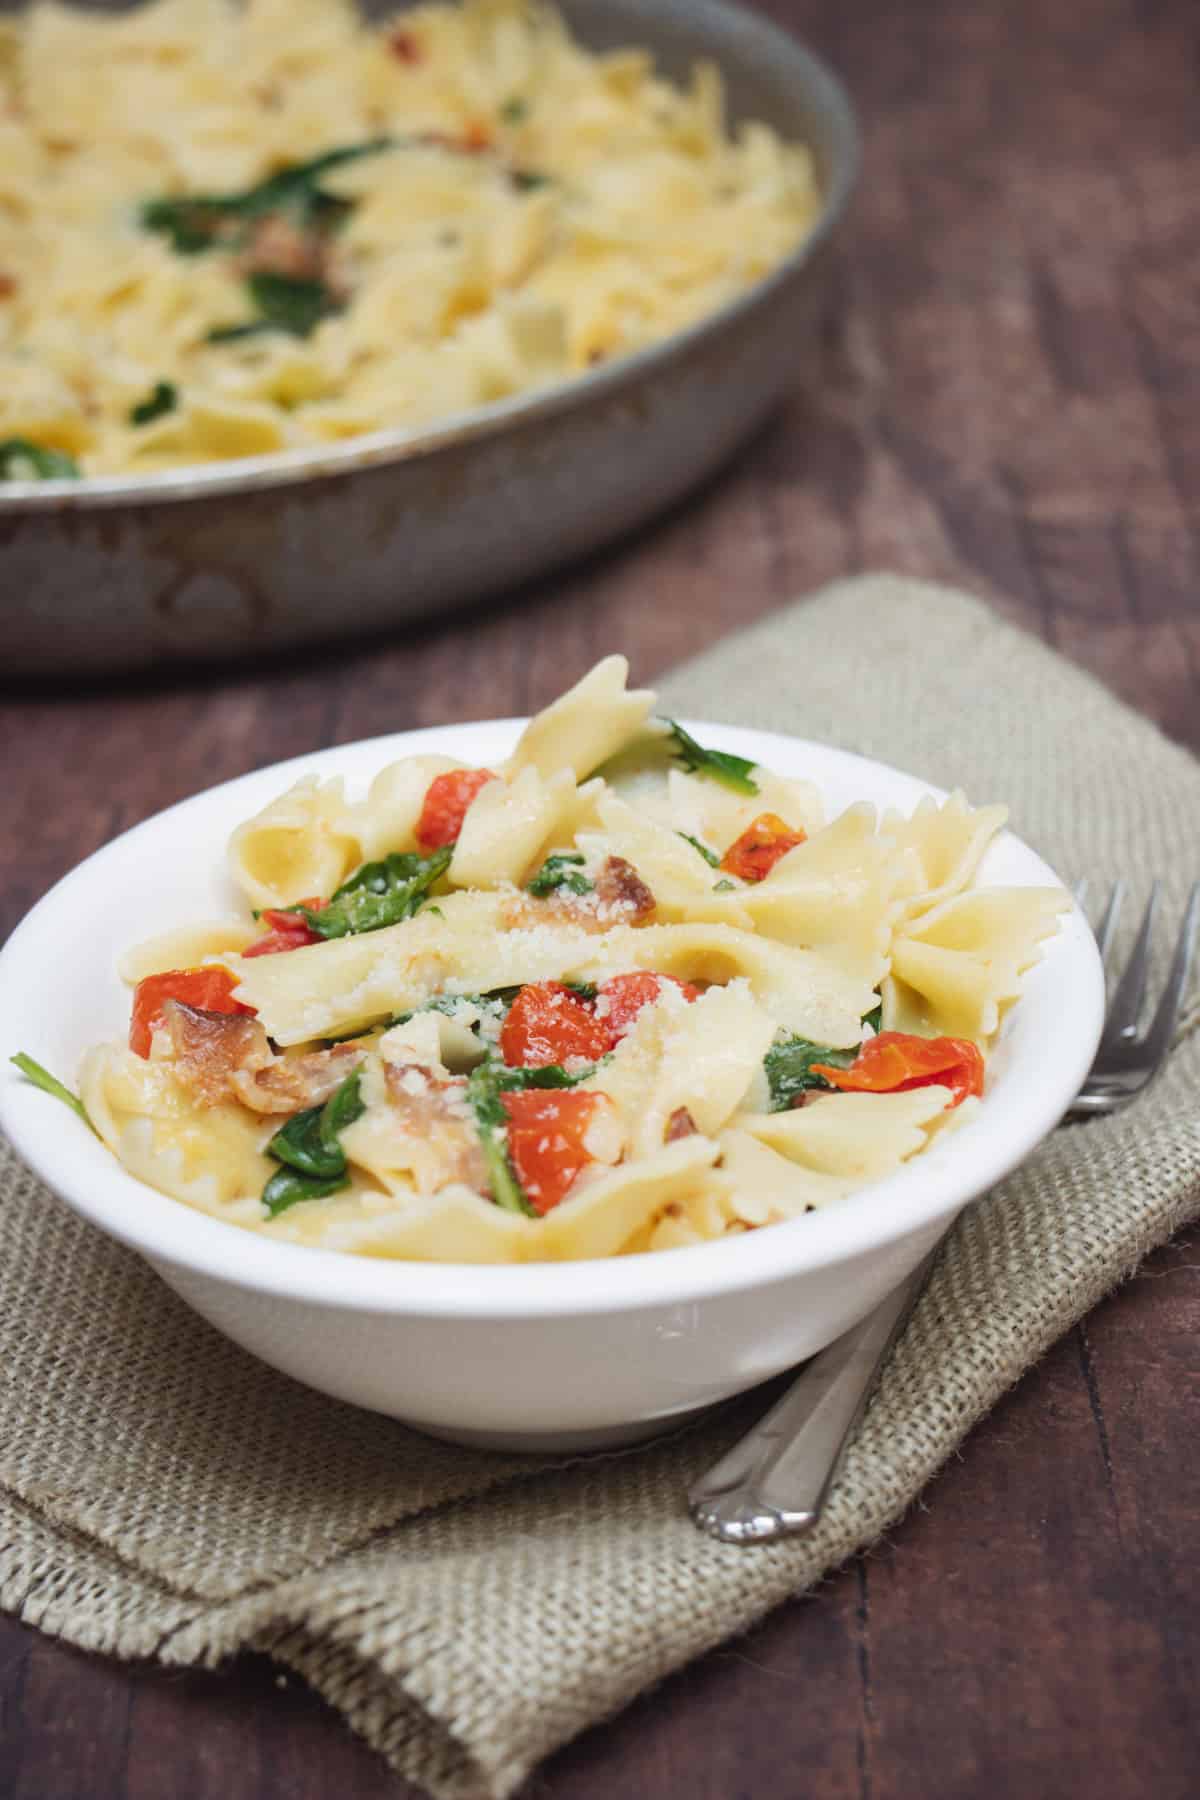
(35, 654), (1070, 1262)
(0, 0), (820, 480)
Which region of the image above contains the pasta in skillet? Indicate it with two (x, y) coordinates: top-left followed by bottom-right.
(16, 655), (1071, 1264)
(0, 0), (820, 480)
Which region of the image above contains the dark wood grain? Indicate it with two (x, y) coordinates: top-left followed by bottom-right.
(3, 0), (1200, 1795)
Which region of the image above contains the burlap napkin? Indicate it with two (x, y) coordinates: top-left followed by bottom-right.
(4, 574), (1199, 1799)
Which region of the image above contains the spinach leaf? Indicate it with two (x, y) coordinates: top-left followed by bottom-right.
(500, 97), (528, 123)
(863, 1001), (883, 1034)
(0, 439), (80, 481)
(262, 1167), (349, 1216)
(492, 1061), (603, 1092)
(662, 720), (759, 795)
(527, 852), (592, 898)
(262, 1070), (365, 1215)
(290, 847), (452, 939)
(209, 272), (342, 344)
(678, 831), (720, 868)
(511, 169), (550, 191)
(129, 381), (178, 426)
(466, 1065), (537, 1217)
(206, 320), (279, 344)
(396, 988), (519, 1023)
(266, 1104), (339, 1179)
(142, 138), (396, 254)
(10, 1053), (93, 1131)
(248, 271), (340, 336)
(764, 1034), (857, 1112)
(561, 981), (598, 1003)
(319, 1069), (366, 1160)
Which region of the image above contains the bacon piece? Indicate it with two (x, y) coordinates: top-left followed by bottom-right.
(594, 855), (656, 923)
(420, 124), (492, 155)
(387, 26), (423, 62)
(665, 1106), (697, 1142)
(162, 1002), (272, 1106)
(501, 861), (654, 937)
(162, 1000), (363, 1113)
(499, 892), (610, 936)
(231, 1043), (364, 1115)
(383, 1062), (487, 1193)
(238, 214), (330, 284)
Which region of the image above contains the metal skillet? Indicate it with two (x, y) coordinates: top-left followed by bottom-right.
(0, 0), (858, 676)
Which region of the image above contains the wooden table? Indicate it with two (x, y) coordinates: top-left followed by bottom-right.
(3, 0), (1198, 1793)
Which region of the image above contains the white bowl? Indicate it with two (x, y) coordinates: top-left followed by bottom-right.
(0, 722), (1104, 1451)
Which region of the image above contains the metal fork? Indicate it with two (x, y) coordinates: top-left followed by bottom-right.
(689, 881), (1200, 1544)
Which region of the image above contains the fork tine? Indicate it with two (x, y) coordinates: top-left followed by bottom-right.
(1140, 883), (1200, 1061)
(1094, 879), (1125, 968)
(1098, 883), (1157, 1050)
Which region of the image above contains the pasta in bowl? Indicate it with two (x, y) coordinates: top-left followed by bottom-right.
(0, 662), (1104, 1448)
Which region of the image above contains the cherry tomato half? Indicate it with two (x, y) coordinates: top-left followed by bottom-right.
(501, 1089), (604, 1214)
(598, 972), (700, 1039)
(720, 812), (806, 883)
(500, 981), (612, 1068)
(811, 1031), (985, 1109)
(415, 769), (497, 849)
(243, 900), (326, 959)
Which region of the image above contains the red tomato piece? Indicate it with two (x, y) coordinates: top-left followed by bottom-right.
(130, 967), (253, 1058)
(811, 1032), (985, 1109)
(598, 972), (701, 1040)
(720, 812), (807, 883)
(244, 900), (326, 959)
(500, 981), (611, 1068)
(415, 768), (496, 849)
(501, 1089), (604, 1215)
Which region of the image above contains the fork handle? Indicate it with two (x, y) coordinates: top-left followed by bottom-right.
(688, 1250), (938, 1544)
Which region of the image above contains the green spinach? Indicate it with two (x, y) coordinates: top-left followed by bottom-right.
(764, 1033), (857, 1112)
(205, 320), (279, 344)
(491, 1060), (603, 1093)
(288, 848), (452, 940)
(662, 720), (759, 795)
(10, 1053), (93, 1131)
(465, 1064), (536, 1217)
(129, 381), (178, 426)
(0, 440), (80, 481)
(209, 271), (342, 343)
(262, 1069), (365, 1216)
(142, 139), (396, 254)
(527, 852), (592, 898)
(678, 832), (720, 868)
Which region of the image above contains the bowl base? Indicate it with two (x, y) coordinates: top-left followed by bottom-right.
(407, 1400), (722, 1456)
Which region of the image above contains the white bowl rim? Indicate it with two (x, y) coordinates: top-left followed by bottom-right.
(0, 717), (1104, 1319)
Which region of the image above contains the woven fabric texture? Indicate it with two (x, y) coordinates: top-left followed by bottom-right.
(3, 575), (1198, 1798)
